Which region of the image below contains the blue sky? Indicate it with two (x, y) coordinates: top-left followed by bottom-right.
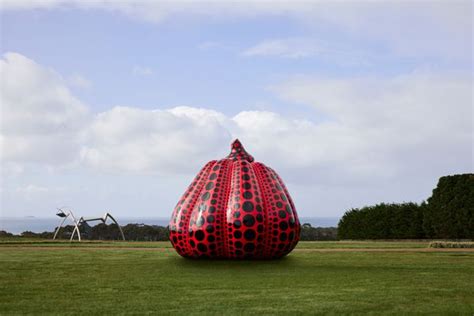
(0, 1), (472, 220)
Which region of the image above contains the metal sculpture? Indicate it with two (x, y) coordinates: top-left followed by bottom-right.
(169, 139), (300, 259)
(53, 209), (125, 241)
(53, 208), (81, 241)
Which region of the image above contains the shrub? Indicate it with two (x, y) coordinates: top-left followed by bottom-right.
(429, 241), (474, 248)
(423, 174), (474, 239)
(338, 203), (424, 239)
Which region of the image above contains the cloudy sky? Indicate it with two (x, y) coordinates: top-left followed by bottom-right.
(1, 0), (472, 220)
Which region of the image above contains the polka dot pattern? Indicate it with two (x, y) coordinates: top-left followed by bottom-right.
(169, 139), (300, 259)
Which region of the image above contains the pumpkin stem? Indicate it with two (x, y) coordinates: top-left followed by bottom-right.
(227, 139), (254, 162)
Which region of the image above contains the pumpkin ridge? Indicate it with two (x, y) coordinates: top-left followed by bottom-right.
(268, 167), (301, 254)
(224, 159), (241, 258)
(169, 160), (215, 257)
(188, 160), (220, 257)
(186, 160), (216, 257)
(187, 160), (216, 257)
(251, 162), (268, 258)
(220, 159), (233, 258)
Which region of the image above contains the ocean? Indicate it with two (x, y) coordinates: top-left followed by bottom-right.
(0, 216), (339, 235)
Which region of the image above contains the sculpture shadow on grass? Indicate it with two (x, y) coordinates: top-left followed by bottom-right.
(166, 253), (298, 271)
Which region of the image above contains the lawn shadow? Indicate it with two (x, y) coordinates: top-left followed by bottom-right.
(165, 253), (299, 272)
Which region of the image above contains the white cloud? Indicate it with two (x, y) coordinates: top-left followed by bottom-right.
(80, 106), (231, 174)
(0, 52), (89, 166)
(243, 38), (318, 59)
(132, 66), (153, 76)
(68, 74), (92, 89)
(0, 52), (472, 219)
(2, 53), (471, 185)
(242, 38), (371, 66)
(1, 1), (470, 62)
(269, 71), (473, 180)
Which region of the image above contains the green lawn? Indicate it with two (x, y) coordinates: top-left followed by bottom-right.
(1, 240), (473, 315)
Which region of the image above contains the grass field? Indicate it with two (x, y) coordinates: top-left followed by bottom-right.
(1, 240), (473, 315)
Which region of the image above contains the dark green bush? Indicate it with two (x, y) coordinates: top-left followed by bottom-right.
(423, 174), (474, 239)
(338, 174), (473, 240)
(338, 203), (424, 239)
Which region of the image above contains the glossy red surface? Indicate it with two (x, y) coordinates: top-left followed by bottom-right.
(169, 139), (300, 259)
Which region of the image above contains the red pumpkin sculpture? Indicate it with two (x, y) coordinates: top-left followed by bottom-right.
(169, 139), (300, 259)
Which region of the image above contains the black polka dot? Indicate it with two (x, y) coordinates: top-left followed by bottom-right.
(233, 220), (242, 228)
(286, 205), (292, 213)
(205, 182), (214, 190)
(234, 230), (242, 239)
(208, 235), (215, 242)
(244, 229), (256, 241)
(278, 211), (287, 219)
(242, 174), (250, 181)
(243, 182), (251, 190)
(207, 215), (215, 223)
(234, 203), (240, 210)
(209, 173), (217, 180)
(256, 214), (263, 222)
(289, 217), (295, 227)
(190, 240), (195, 247)
(288, 232), (295, 241)
(242, 167), (249, 172)
(211, 199), (217, 205)
(206, 225), (215, 233)
(213, 165), (220, 171)
(208, 206), (216, 213)
(280, 194), (288, 201)
(202, 192), (210, 201)
(242, 201), (254, 212)
(256, 205), (263, 212)
(243, 214), (255, 227)
(197, 243), (208, 252)
(280, 232), (288, 241)
(243, 191), (253, 199)
(235, 241), (243, 248)
(244, 243), (255, 252)
(279, 221), (288, 230)
(257, 225), (264, 233)
(276, 201), (283, 208)
(195, 230), (205, 241)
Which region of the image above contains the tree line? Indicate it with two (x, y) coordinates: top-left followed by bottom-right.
(1, 223), (170, 241)
(2, 222), (338, 241)
(338, 174), (473, 239)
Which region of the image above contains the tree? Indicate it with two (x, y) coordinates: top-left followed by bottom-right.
(423, 174), (474, 239)
(338, 203), (424, 239)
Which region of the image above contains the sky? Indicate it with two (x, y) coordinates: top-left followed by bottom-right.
(0, 0), (472, 220)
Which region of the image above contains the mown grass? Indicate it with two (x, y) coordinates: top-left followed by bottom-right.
(0, 241), (473, 315)
(0, 239), (430, 249)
